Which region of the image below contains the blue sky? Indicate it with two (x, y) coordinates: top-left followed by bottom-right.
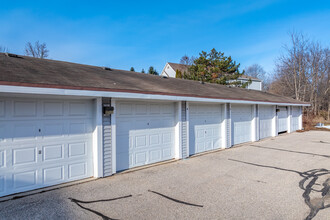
(0, 0), (329, 75)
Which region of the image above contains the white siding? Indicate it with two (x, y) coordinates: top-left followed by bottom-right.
(102, 98), (112, 177)
(181, 101), (188, 158)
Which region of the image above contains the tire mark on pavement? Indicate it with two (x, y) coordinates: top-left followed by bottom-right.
(69, 195), (132, 220)
(148, 190), (203, 207)
(228, 158), (330, 220)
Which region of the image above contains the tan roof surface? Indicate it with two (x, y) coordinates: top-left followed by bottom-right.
(0, 53), (307, 105)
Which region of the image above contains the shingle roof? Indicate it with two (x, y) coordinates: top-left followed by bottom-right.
(0, 53), (307, 105)
(167, 62), (262, 81)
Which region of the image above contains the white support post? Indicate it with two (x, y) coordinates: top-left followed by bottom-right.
(111, 99), (117, 174)
(287, 106), (292, 133)
(186, 102), (190, 157)
(175, 101), (182, 159)
(299, 106), (303, 130)
(255, 104), (260, 141)
(251, 105), (257, 142)
(93, 97), (103, 178)
(221, 104), (227, 149)
(227, 103), (232, 148)
(272, 105), (277, 137)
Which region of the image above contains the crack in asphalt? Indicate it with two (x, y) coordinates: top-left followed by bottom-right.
(228, 158), (330, 220)
(69, 195), (132, 220)
(148, 190), (204, 207)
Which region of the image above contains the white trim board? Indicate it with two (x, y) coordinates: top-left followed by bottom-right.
(0, 85), (310, 107)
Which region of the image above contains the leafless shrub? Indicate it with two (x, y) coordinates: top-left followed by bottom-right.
(25, 41), (49, 58)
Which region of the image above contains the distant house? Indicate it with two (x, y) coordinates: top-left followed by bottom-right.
(161, 62), (262, 91)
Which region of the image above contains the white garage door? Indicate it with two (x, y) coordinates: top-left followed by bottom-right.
(0, 97), (94, 197)
(277, 106), (288, 133)
(116, 101), (175, 171)
(231, 104), (252, 145)
(291, 107), (300, 132)
(259, 105), (274, 139)
(189, 104), (222, 155)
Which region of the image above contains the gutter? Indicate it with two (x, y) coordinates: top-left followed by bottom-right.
(0, 84), (310, 107)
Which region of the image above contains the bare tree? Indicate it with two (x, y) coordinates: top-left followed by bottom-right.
(180, 55), (195, 65)
(244, 64), (271, 91)
(245, 64), (266, 79)
(270, 31), (330, 119)
(25, 41), (49, 58)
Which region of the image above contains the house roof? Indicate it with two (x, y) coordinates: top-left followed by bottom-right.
(0, 53), (307, 105)
(167, 62), (262, 81)
(167, 62), (190, 74)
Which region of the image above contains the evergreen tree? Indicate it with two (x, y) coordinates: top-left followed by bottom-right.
(148, 66), (158, 75)
(175, 69), (183, 78)
(130, 67), (135, 72)
(184, 48), (248, 87)
(141, 69), (145, 73)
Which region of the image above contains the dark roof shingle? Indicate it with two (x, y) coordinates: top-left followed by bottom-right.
(0, 53), (307, 105)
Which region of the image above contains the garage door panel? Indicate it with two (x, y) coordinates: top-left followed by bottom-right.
(232, 105), (252, 145)
(43, 166), (64, 184)
(69, 122), (87, 136)
(0, 176), (4, 193)
(278, 107), (288, 132)
(291, 107), (300, 131)
(135, 135), (147, 148)
(118, 103), (133, 116)
(0, 100), (4, 117)
(68, 162), (87, 179)
(68, 142), (87, 158)
(116, 101), (175, 171)
(43, 144), (64, 162)
(135, 152), (147, 165)
(0, 97), (94, 198)
(162, 148), (172, 158)
(42, 122), (65, 138)
(13, 147), (37, 166)
(13, 170), (37, 190)
(259, 105), (274, 139)
(162, 103), (175, 115)
(13, 100), (37, 117)
(43, 101), (64, 117)
(150, 104), (161, 114)
(13, 123), (38, 141)
(189, 104), (222, 155)
(150, 150), (161, 162)
(68, 102), (89, 116)
(135, 103), (148, 115)
(149, 134), (160, 146)
(0, 150), (4, 168)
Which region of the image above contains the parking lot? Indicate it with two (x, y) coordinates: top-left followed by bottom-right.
(0, 130), (329, 220)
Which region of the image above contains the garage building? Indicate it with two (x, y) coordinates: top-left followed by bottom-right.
(0, 53), (308, 197)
